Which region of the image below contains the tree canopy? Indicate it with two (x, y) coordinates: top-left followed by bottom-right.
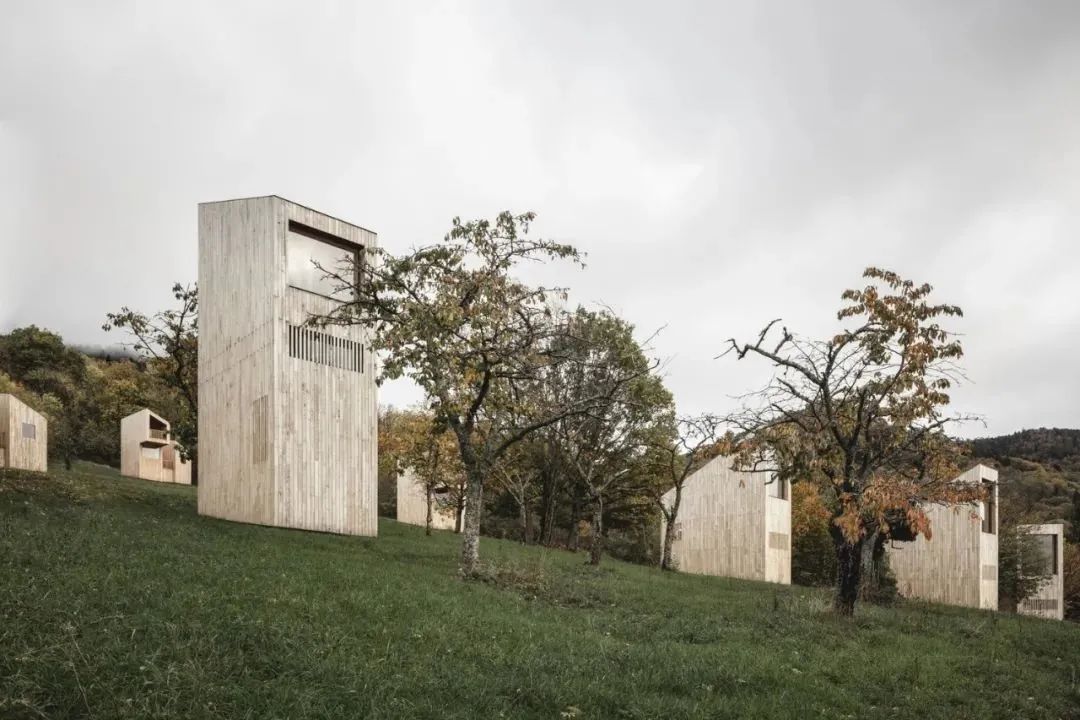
(724, 267), (979, 615)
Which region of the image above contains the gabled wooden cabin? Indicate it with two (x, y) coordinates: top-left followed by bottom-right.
(660, 454), (791, 584)
(197, 196), (378, 536)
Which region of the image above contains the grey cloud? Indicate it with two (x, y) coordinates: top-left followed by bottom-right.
(2, 0), (1077, 436)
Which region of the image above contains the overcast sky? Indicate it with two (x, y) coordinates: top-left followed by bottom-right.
(2, 1), (1078, 437)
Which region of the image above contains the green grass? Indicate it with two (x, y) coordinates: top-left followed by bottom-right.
(2, 464), (1079, 719)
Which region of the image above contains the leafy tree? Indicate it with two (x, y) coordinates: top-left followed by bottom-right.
(0, 326), (86, 392)
(316, 212), (640, 575)
(1063, 541), (1080, 621)
(1069, 490), (1080, 544)
(723, 268), (980, 615)
(548, 308), (670, 565)
(491, 443), (539, 543)
(790, 482), (837, 586)
(103, 283), (198, 467)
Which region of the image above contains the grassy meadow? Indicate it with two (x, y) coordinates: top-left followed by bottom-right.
(2, 463), (1079, 719)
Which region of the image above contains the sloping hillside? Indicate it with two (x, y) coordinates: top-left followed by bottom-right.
(972, 428), (1080, 530)
(2, 464), (1079, 719)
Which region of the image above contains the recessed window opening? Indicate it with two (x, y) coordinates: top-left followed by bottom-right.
(286, 221), (360, 300)
(981, 479), (996, 534)
(768, 477), (787, 500)
(1033, 533), (1058, 576)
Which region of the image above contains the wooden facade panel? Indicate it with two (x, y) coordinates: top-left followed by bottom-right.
(660, 455), (790, 584)
(396, 468), (457, 531)
(765, 495), (792, 584)
(199, 197), (280, 526)
(1017, 523), (1064, 621)
(886, 464), (998, 610)
(199, 196), (377, 536)
(0, 394), (48, 472)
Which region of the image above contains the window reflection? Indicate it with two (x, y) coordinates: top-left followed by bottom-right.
(286, 226), (357, 300)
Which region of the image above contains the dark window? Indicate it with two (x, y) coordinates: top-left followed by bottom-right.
(1033, 533), (1058, 576)
(21, 423), (36, 440)
(768, 477), (788, 500)
(286, 221), (359, 300)
(981, 480), (996, 534)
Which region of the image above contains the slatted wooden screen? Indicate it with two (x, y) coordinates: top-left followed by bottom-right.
(287, 324), (364, 373)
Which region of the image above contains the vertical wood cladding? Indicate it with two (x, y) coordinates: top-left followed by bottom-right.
(396, 468), (458, 531)
(886, 464), (999, 610)
(660, 455), (791, 584)
(1017, 523), (1064, 621)
(0, 394), (48, 472)
(198, 196), (378, 536)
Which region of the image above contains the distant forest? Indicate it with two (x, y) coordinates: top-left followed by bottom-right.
(972, 428), (1080, 538)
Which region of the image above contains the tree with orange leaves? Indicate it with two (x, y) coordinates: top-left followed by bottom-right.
(723, 268), (980, 615)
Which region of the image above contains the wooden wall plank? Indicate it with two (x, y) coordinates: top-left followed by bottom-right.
(396, 468), (457, 531)
(886, 464), (999, 610)
(0, 394), (48, 472)
(198, 196), (377, 536)
(1017, 523), (1065, 621)
(660, 455), (791, 584)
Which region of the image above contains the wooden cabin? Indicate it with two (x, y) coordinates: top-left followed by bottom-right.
(197, 196), (378, 536)
(0, 394), (48, 472)
(1017, 523), (1064, 621)
(396, 468), (459, 531)
(120, 408), (192, 485)
(886, 464), (999, 610)
(660, 455), (791, 584)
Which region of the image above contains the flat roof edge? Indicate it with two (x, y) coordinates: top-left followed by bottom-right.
(198, 195), (377, 236)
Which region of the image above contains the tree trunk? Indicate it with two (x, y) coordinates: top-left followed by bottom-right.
(858, 530), (881, 600)
(660, 489), (682, 571)
(425, 484), (433, 537)
(518, 497), (528, 544)
(589, 496), (604, 566)
(567, 491), (581, 551)
(64, 454), (73, 471)
(455, 479), (466, 534)
(540, 465), (558, 546)
(459, 472), (485, 576)
(833, 533), (863, 616)
(661, 517), (678, 571)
